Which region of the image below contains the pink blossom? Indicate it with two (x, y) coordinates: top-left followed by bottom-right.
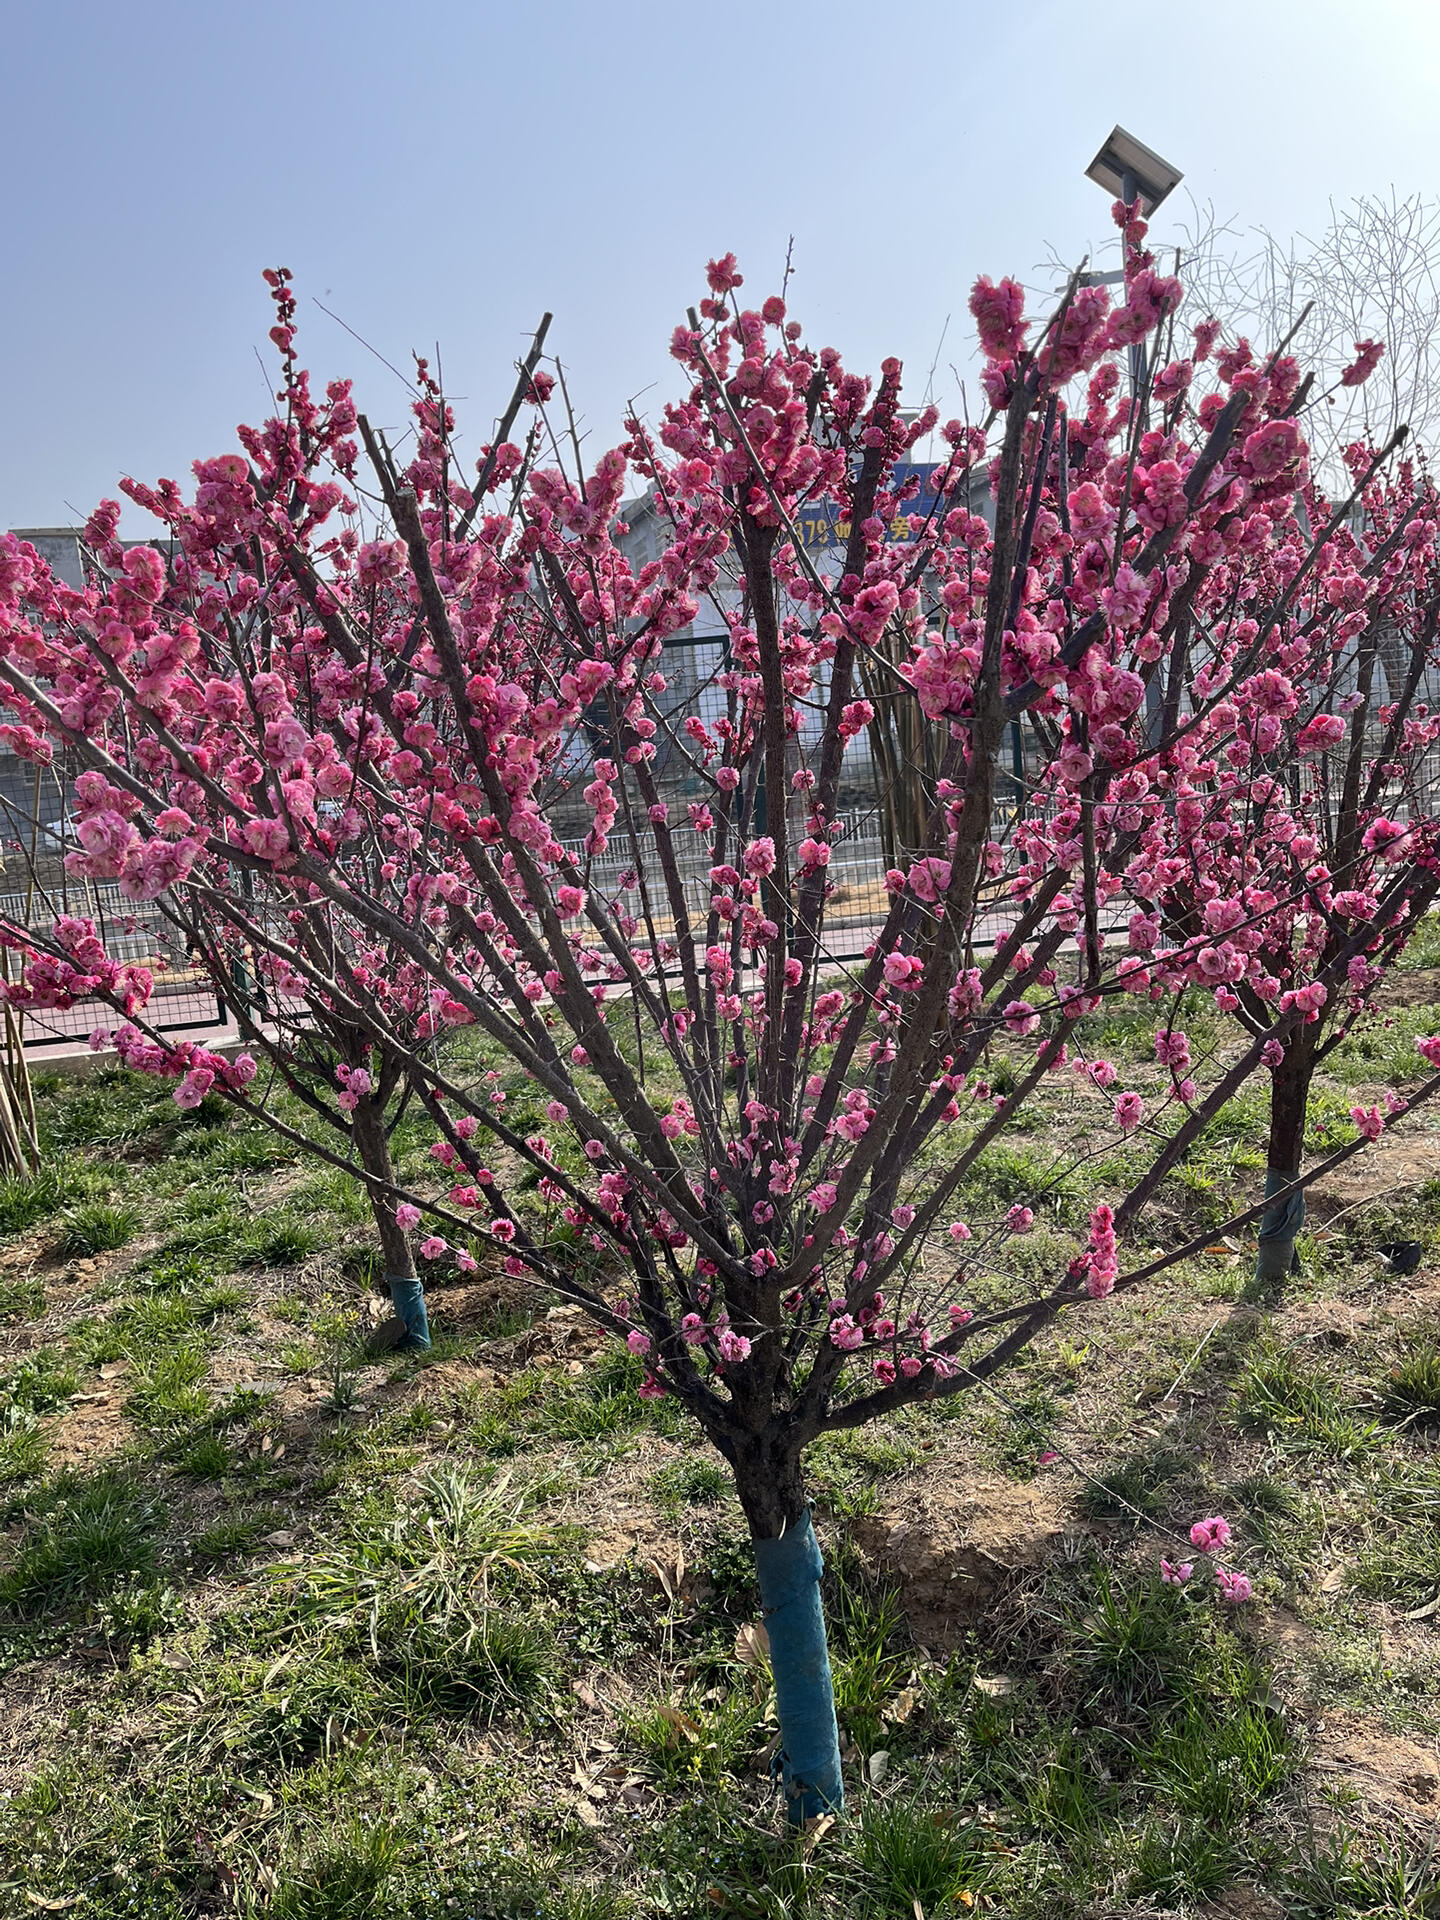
(969, 275), (1028, 360)
(1003, 999), (1040, 1036)
(1007, 1205), (1034, 1234)
(419, 1236), (447, 1260)
(716, 1328), (751, 1363)
(627, 1329), (652, 1357)
(1189, 1515), (1232, 1554)
(742, 836), (777, 878)
(1160, 1558), (1193, 1587)
(173, 1067), (214, 1110)
(1154, 1029), (1191, 1071)
(1242, 418), (1302, 480)
(1339, 338), (1384, 388)
(1362, 818), (1409, 861)
(395, 1203), (422, 1230)
(1113, 1091), (1145, 1132)
(1350, 1104), (1385, 1142)
(829, 1314), (865, 1352)
(1214, 1566), (1253, 1605)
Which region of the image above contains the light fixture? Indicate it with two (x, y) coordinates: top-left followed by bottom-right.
(1084, 126), (1183, 216)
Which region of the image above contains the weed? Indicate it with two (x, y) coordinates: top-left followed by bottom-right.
(0, 1471), (163, 1615)
(1078, 1443), (1189, 1521)
(95, 1576), (184, 1649)
(193, 1511), (274, 1562)
(268, 1819), (404, 1920)
(858, 1800), (991, 1914)
(127, 1343), (211, 1430)
(0, 1157), (100, 1235)
(0, 1274), (44, 1322)
(55, 1199), (140, 1257)
(829, 1582), (910, 1753)
(0, 1411), (48, 1488)
(625, 1685), (764, 1787)
(175, 1434), (232, 1479)
(1, 1345), (80, 1413)
(1382, 1339), (1440, 1426)
(1236, 1345), (1381, 1458)
(236, 1212), (327, 1270)
(647, 1457), (729, 1520)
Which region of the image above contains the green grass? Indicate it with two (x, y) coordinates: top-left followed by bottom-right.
(0, 1273), (44, 1321)
(54, 1198), (141, 1256)
(0, 1155), (104, 1235)
(0, 1344), (80, 1413)
(1235, 1344), (1382, 1458)
(1382, 1338), (1440, 1426)
(3, 1043), (1440, 1918)
(268, 1819), (404, 1920)
(0, 1470), (163, 1616)
(235, 1211), (329, 1269)
(646, 1456), (729, 1520)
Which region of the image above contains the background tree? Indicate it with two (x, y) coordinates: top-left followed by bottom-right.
(3, 244), (1440, 1823)
(1172, 191), (1440, 487)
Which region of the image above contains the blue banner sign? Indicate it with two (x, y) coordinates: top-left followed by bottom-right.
(791, 462), (944, 552)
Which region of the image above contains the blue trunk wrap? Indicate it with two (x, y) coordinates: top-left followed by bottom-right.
(386, 1275), (431, 1348)
(1255, 1166), (1305, 1280)
(752, 1509), (843, 1823)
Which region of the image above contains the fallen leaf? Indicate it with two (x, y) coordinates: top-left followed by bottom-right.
(572, 1679), (600, 1710)
(25, 1898), (81, 1912)
(656, 1703), (702, 1741)
(885, 1686), (918, 1725)
(734, 1621), (771, 1666)
(264, 1529), (296, 1548)
(972, 1674), (1013, 1697)
(867, 1749), (891, 1785)
(573, 1797), (601, 1828)
(801, 1812), (836, 1855)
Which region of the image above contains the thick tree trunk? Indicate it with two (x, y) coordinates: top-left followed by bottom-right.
(350, 1093), (429, 1347)
(1256, 1034), (1313, 1283)
(732, 1432), (843, 1824)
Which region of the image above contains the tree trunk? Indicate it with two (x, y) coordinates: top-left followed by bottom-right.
(350, 1093), (429, 1347)
(732, 1431), (843, 1825)
(1256, 1033), (1313, 1283)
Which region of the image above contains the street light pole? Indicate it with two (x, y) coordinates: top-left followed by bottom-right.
(1085, 128), (1184, 748)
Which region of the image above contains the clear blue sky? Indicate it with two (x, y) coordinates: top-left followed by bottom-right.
(5, 0), (1439, 531)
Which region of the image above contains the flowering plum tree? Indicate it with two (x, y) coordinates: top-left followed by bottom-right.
(2, 230), (1440, 1820)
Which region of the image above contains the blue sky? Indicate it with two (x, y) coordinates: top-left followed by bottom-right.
(5, 0), (1439, 531)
